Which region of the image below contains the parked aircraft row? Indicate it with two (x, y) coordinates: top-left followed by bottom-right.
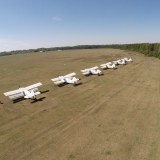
(3, 57), (132, 102)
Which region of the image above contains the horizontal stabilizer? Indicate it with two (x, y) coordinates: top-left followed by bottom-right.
(34, 91), (41, 96)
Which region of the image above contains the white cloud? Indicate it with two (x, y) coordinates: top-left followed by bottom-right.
(52, 16), (62, 22)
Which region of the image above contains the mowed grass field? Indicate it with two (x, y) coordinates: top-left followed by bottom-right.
(0, 48), (160, 160)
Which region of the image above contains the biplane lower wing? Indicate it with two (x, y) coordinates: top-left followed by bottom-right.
(100, 64), (107, 69)
(51, 79), (64, 85)
(4, 89), (24, 100)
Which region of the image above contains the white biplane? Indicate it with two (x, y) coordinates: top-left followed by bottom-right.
(51, 72), (80, 86)
(81, 66), (103, 76)
(100, 62), (117, 69)
(4, 82), (42, 101)
(123, 57), (133, 62)
(113, 59), (126, 65)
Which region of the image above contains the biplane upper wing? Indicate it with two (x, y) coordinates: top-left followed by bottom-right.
(90, 66), (99, 70)
(25, 82), (42, 92)
(64, 72), (76, 78)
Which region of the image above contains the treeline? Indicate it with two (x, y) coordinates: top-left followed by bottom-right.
(117, 43), (160, 58)
(0, 45), (115, 56)
(0, 43), (160, 58)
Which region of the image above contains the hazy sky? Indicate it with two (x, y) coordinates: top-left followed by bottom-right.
(0, 0), (160, 52)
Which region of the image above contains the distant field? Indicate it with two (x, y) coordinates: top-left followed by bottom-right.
(0, 48), (160, 160)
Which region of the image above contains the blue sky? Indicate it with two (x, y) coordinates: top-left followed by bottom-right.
(0, 0), (160, 52)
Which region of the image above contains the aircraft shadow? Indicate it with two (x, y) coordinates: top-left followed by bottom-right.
(74, 82), (83, 86)
(57, 82), (83, 87)
(13, 98), (25, 103)
(57, 83), (67, 87)
(31, 97), (46, 104)
(40, 90), (50, 94)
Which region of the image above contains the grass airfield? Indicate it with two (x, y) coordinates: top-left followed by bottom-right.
(0, 48), (160, 160)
